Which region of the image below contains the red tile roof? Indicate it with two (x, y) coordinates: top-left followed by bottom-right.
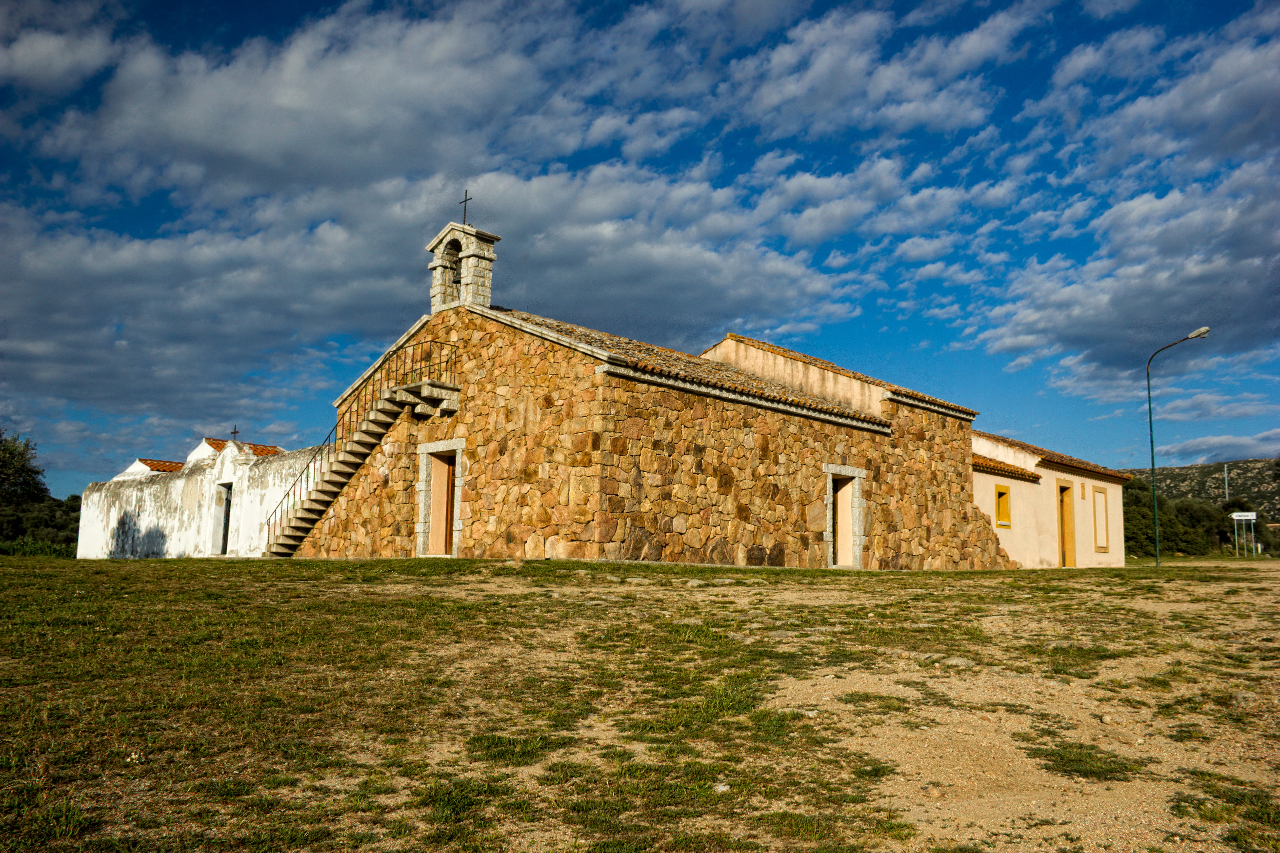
(499, 311), (891, 429)
(972, 453), (1041, 483)
(138, 458), (184, 472)
(203, 438), (283, 457)
(718, 333), (978, 417)
(973, 431), (1131, 481)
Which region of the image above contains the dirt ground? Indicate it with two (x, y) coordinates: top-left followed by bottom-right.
(450, 558), (1280, 852)
(5, 556), (1277, 853)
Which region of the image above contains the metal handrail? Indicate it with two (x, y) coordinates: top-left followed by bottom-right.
(263, 338), (458, 554)
(336, 340), (457, 445)
(264, 425), (336, 554)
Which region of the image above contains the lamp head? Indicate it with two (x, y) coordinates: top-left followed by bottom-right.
(1188, 326), (1210, 339)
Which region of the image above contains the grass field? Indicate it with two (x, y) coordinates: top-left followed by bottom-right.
(1, 555), (1277, 852)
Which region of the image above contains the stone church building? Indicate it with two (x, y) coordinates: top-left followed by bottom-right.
(80, 221), (1128, 569)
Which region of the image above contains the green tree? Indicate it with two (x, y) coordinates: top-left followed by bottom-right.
(0, 429), (79, 551)
(1123, 476), (1194, 557)
(0, 428), (49, 507)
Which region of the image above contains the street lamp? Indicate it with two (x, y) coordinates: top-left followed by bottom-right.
(1146, 326), (1210, 567)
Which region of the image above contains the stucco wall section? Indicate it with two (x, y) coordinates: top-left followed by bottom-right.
(972, 433), (1042, 473)
(78, 446), (316, 558)
(973, 467), (1125, 569)
(701, 337), (886, 419)
(79, 463), (214, 558)
(298, 309), (1012, 571)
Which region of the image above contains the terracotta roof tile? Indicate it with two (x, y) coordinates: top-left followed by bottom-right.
(720, 333), (978, 417)
(501, 311), (891, 428)
(203, 438), (282, 457)
(973, 431), (1131, 481)
(972, 453), (1041, 483)
(138, 458), (184, 472)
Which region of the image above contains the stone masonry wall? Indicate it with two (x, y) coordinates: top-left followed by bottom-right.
(586, 376), (1008, 570)
(298, 309), (605, 560)
(297, 414), (418, 558)
(863, 400), (1008, 571)
(298, 308), (1011, 570)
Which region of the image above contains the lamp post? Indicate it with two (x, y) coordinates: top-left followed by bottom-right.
(1146, 326), (1210, 567)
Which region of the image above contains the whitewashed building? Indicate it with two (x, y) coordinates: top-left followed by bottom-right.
(971, 431), (1130, 569)
(77, 438), (319, 558)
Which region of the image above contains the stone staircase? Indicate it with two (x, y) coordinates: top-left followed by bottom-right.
(265, 380), (459, 557)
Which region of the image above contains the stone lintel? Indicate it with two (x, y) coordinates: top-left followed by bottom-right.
(822, 463), (867, 478)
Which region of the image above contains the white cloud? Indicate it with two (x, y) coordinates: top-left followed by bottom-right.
(1050, 25), (1166, 88)
(0, 27), (117, 93)
(1080, 0), (1142, 22)
(895, 233), (955, 261)
(725, 1), (1053, 140)
(1155, 393), (1280, 422)
(1156, 428), (1280, 464)
(1061, 28), (1280, 173)
(1080, 0), (1141, 20)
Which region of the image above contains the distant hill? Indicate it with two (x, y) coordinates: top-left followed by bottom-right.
(1120, 458), (1280, 519)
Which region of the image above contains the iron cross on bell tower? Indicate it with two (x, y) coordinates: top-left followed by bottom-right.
(459, 189), (472, 225)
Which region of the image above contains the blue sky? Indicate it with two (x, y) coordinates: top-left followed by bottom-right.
(2, 0), (1277, 498)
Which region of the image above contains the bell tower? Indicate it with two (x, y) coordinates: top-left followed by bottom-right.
(426, 222), (500, 313)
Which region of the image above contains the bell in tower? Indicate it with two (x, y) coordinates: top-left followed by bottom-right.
(426, 222), (500, 313)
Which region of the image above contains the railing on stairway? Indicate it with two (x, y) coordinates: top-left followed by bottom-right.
(263, 424), (337, 555)
(337, 339), (458, 445)
(263, 338), (459, 556)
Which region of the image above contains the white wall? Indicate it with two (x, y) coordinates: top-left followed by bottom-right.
(972, 471), (1052, 568)
(972, 462), (1126, 569)
(77, 445), (320, 558)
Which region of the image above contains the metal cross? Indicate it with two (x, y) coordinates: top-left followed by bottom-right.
(460, 189), (472, 225)
(231, 424), (239, 441)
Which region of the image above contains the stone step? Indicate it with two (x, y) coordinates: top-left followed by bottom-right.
(348, 432), (380, 449)
(357, 420), (387, 435)
(336, 450), (368, 464)
(302, 496), (331, 510)
(330, 460), (360, 474)
(295, 506), (325, 520)
(314, 478), (343, 494)
(393, 389), (423, 406)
